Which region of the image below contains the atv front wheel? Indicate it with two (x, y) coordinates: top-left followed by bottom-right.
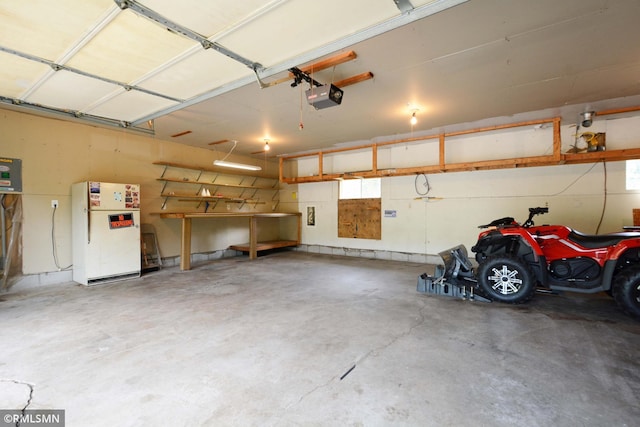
(477, 255), (536, 304)
(612, 266), (640, 318)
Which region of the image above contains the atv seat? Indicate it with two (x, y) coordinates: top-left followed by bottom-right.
(567, 230), (640, 249)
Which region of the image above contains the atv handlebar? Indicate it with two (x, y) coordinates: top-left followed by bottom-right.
(529, 206), (549, 216)
(522, 206), (548, 227)
(479, 207), (548, 229)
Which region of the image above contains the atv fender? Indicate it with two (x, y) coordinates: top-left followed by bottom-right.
(472, 230), (543, 258)
(472, 232), (547, 285)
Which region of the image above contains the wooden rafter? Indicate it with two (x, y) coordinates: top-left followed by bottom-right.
(208, 139), (230, 145)
(295, 51), (357, 75)
(259, 51), (372, 89)
(334, 72), (374, 88)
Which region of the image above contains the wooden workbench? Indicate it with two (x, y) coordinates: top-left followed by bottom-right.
(159, 212), (302, 270)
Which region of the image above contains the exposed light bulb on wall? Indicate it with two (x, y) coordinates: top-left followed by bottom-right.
(264, 141), (270, 151)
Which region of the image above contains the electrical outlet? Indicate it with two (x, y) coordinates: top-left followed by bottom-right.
(51, 200), (59, 208)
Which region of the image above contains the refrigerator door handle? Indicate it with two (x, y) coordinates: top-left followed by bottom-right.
(87, 207), (91, 244)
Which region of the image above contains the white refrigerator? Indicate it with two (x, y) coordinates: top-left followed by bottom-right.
(72, 181), (141, 285)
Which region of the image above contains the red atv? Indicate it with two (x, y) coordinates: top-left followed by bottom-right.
(424, 207), (640, 318)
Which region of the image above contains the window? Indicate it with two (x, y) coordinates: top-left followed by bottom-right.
(339, 178), (381, 199)
(338, 178), (382, 239)
(626, 160), (640, 190)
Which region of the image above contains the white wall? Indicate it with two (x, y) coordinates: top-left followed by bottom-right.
(295, 114), (640, 256)
(2, 106), (639, 284)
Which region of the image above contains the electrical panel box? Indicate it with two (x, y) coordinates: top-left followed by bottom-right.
(0, 157), (22, 193)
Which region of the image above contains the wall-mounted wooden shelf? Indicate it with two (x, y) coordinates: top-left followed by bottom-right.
(279, 114), (640, 184)
(154, 161), (279, 211)
(154, 161), (277, 179)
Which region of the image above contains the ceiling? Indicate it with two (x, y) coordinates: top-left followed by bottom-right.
(1, 0), (640, 159)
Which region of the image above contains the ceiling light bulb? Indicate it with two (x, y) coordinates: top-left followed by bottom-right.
(264, 141), (270, 151)
(410, 112), (417, 125)
(580, 111), (595, 127)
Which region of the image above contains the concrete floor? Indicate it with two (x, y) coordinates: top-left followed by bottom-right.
(1, 251), (639, 427)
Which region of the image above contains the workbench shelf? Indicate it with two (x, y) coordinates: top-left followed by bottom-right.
(229, 240), (300, 253)
(154, 161), (279, 211)
(158, 212), (302, 270)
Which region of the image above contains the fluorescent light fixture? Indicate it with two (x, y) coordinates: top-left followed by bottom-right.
(213, 160), (262, 171)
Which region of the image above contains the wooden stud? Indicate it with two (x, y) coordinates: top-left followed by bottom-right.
(553, 117), (562, 162)
(372, 144), (378, 173)
(439, 133), (445, 170)
(596, 105), (640, 117)
(180, 217), (192, 270)
(249, 216), (257, 260)
(278, 157), (285, 183)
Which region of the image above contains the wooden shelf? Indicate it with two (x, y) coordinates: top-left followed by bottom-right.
(153, 161), (277, 179)
(278, 116), (640, 184)
(157, 177), (275, 190)
(158, 212), (302, 270)
(161, 194), (266, 205)
(176, 197), (265, 205)
(230, 240), (299, 252)
(154, 161), (279, 211)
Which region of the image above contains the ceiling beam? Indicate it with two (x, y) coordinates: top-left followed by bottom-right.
(295, 51), (358, 75)
(334, 72), (374, 88)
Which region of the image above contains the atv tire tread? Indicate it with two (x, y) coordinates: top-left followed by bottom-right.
(477, 254), (537, 304)
(612, 265), (640, 319)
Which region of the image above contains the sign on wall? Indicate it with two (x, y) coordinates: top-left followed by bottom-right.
(0, 157), (22, 193)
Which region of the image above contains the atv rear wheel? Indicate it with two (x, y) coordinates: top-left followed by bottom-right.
(477, 255), (536, 304)
(612, 266), (640, 318)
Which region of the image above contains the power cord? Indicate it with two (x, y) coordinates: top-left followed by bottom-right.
(414, 173), (431, 196)
(51, 205), (72, 271)
(595, 160), (607, 234)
